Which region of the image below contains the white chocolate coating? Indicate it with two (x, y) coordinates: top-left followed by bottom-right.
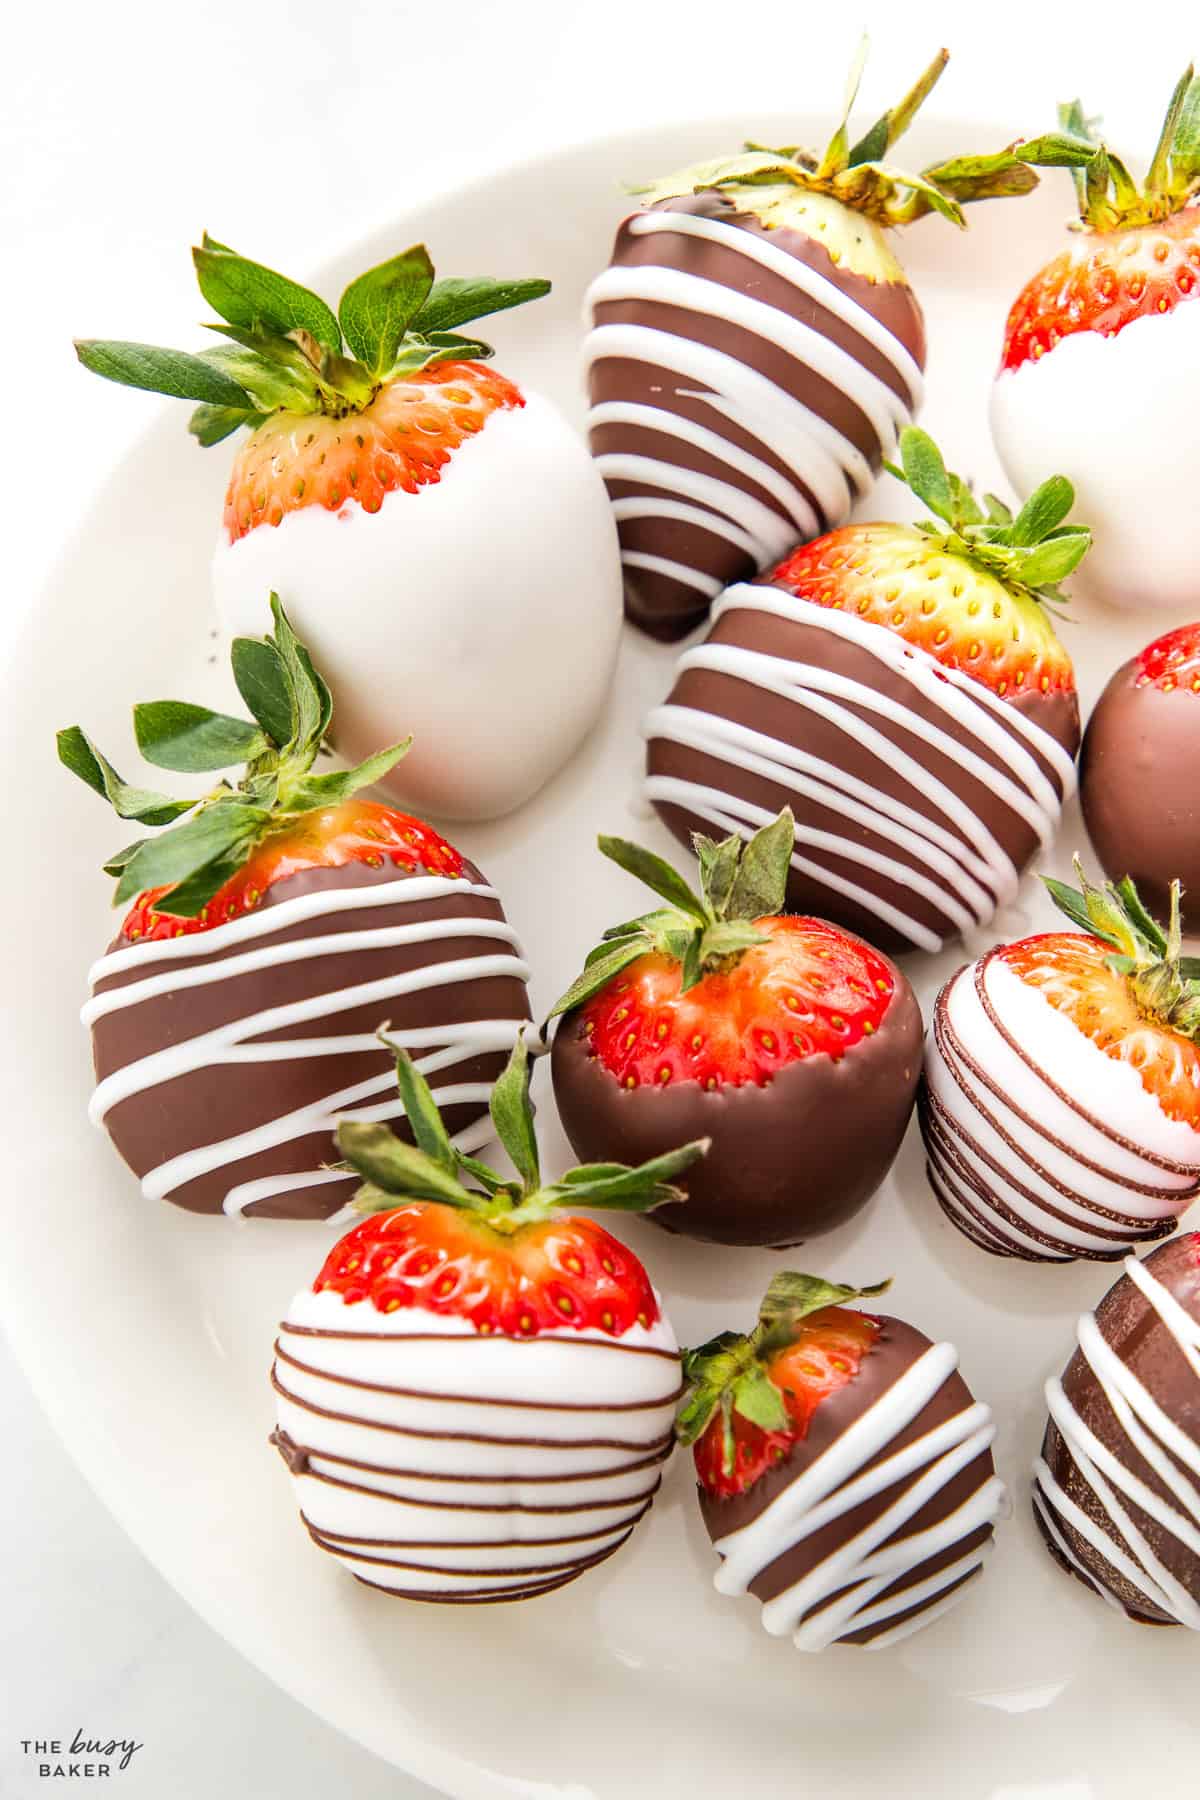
(991, 299), (1200, 614)
(922, 952), (1200, 1260)
(271, 1289), (681, 1602)
(212, 393), (623, 823)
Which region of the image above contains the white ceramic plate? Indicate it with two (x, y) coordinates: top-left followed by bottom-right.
(5, 114), (1195, 1800)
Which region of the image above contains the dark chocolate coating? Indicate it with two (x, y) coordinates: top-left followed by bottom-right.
(89, 859), (530, 1219)
(1035, 1233), (1200, 1625)
(647, 593), (1080, 954)
(590, 193), (926, 640)
(550, 935), (922, 1246)
(698, 1316), (997, 1646)
(1080, 649), (1200, 930)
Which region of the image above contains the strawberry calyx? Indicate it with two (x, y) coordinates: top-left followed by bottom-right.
(74, 235), (550, 448)
(58, 594), (411, 920)
(630, 41), (1088, 235)
(885, 425), (1091, 614)
(1043, 856), (1200, 1040)
(1051, 71), (1200, 232)
(339, 1034), (709, 1233)
(547, 809), (796, 1022)
(677, 1272), (890, 1492)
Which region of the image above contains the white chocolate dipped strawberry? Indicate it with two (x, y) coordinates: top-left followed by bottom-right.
(921, 862), (1200, 1262)
(76, 239), (621, 820)
(992, 72), (1200, 613)
(272, 1038), (704, 1603)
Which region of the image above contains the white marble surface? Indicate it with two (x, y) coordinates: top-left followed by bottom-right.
(2, 1), (1196, 1793)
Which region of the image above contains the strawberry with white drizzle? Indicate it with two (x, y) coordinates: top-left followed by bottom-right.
(921, 861), (1200, 1262)
(271, 1037), (705, 1604)
(59, 600), (530, 1219)
(992, 70), (1200, 613)
(75, 237), (621, 820)
(677, 1272), (1005, 1651)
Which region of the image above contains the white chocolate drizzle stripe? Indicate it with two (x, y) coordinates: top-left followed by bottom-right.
(626, 208), (925, 404)
(586, 263), (907, 448)
(609, 493), (761, 558)
(620, 552), (723, 598)
(594, 453), (797, 563)
(1032, 1254), (1200, 1627)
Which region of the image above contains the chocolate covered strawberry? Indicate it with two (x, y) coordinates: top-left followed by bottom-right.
(76, 237), (621, 820)
(271, 1037), (704, 1603)
(583, 40), (1086, 638)
(992, 70), (1200, 612)
(1081, 623), (1200, 928)
(646, 427), (1087, 954)
(922, 860), (1200, 1262)
(548, 809), (922, 1246)
(678, 1272), (1004, 1650)
(60, 598), (530, 1218)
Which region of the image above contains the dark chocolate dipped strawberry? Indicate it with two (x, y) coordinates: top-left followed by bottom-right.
(547, 809), (922, 1246)
(922, 860), (1200, 1262)
(272, 1036), (705, 1604)
(60, 597), (530, 1219)
(584, 41), (1087, 639)
(646, 427), (1087, 954)
(1081, 624), (1200, 929)
(1032, 1232), (1200, 1628)
(677, 1272), (1005, 1650)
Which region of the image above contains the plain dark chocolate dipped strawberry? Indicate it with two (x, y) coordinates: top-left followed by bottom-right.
(60, 598), (530, 1218)
(678, 1272), (1005, 1650)
(548, 810), (922, 1246)
(583, 42), (1086, 639)
(1081, 624), (1200, 930)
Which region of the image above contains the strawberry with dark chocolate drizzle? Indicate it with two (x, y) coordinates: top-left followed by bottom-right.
(548, 809), (922, 1245)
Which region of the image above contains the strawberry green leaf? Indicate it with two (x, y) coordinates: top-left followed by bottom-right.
(545, 1139), (707, 1210)
(112, 801), (268, 908)
(488, 1036), (541, 1193)
(338, 245), (435, 377)
(1113, 876), (1169, 956)
(197, 343), (318, 413)
(1148, 65), (1194, 197)
(158, 852), (252, 918)
(846, 44), (946, 168)
(678, 932), (703, 995)
(546, 937), (652, 1020)
(74, 340), (252, 408)
(1016, 530), (1091, 588)
(896, 427), (956, 523)
(725, 807), (794, 921)
(1041, 875), (1096, 936)
(695, 832), (741, 919)
(1008, 476), (1075, 547)
(192, 244), (341, 351)
(383, 1042), (459, 1173)
(421, 331), (493, 364)
(132, 701), (265, 773)
(56, 727), (199, 826)
(697, 920), (769, 963)
(102, 839), (148, 877)
(188, 402), (259, 447)
(267, 593), (332, 753)
(598, 834), (709, 922)
(285, 738), (412, 809)
(338, 1119), (483, 1210)
(414, 275), (552, 336)
(758, 1271), (891, 1333)
(453, 1153), (512, 1197)
(230, 636), (294, 749)
(731, 1367), (789, 1431)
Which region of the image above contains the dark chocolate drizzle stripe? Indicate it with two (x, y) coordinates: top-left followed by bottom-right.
(277, 1433), (673, 1488)
(931, 987), (1177, 1232)
(300, 1495), (652, 1552)
(973, 951), (1200, 1180)
(278, 1321), (680, 1360)
(921, 1088), (1077, 1259)
(291, 1458), (664, 1516)
(350, 1542), (622, 1604)
(271, 1365), (674, 1454)
(272, 1338), (683, 1412)
(923, 1154), (1044, 1262)
(320, 1532), (634, 1583)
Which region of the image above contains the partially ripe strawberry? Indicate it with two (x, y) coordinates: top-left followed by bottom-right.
(271, 1038), (704, 1604)
(991, 74), (1200, 612)
(549, 809), (922, 1245)
(1081, 624), (1200, 928)
(921, 860), (1200, 1262)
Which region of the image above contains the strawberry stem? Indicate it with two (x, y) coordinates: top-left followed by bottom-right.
(1047, 68), (1200, 231)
